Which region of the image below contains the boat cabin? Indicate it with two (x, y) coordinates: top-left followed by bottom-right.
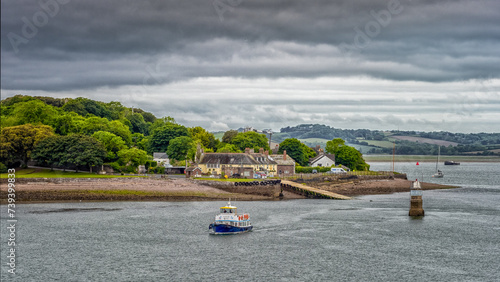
(220, 206), (237, 214)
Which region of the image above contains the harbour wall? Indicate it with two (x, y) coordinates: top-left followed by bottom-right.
(192, 180), (282, 198)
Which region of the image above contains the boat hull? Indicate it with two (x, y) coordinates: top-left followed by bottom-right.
(209, 223), (253, 235)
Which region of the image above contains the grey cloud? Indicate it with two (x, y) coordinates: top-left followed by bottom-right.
(2, 0), (500, 91)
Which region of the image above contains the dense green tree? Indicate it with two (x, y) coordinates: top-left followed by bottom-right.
(335, 145), (370, 171)
(126, 113), (149, 135)
(31, 134), (107, 172)
(116, 147), (149, 167)
(62, 97), (112, 119)
(278, 138), (309, 166)
(216, 143), (241, 153)
(5, 100), (59, 127)
(107, 120), (133, 145)
(31, 136), (61, 169)
(61, 135), (107, 172)
(78, 116), (111, 135)
(51, 112), (85, 135)
(104, 101), (127, 120)
(132, 133), (150, 152)
(189, 126), (219, 151)
(325, 138), (345, 154)
(140, 112), (156, 123)
(149, 116), (177, 133)
(0, 124), (55, 167)
(222, 129), (238, 143)
(231, 131), (270, 152)
(148, 123), (189, 153)
(302, 143), (317, 160)
(92, 131), (127, 161)
(167, 136), (194, 161)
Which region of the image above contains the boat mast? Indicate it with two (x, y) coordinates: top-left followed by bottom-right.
(436, 146), (440, 171)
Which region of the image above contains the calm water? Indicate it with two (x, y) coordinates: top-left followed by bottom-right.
(1, 163), (499, 281)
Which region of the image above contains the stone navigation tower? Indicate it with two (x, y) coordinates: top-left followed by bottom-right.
(409, 180), (424, 216)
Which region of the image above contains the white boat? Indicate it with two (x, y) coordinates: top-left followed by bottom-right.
(208, 200), (253, 235)
(432, 146), (444, 178)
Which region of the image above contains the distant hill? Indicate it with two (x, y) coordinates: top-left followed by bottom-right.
(276, 124), (500, 156)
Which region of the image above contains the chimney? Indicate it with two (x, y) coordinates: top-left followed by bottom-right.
(264, 150), (269, 157)
(259, 147), (264, 154)
(245, 148), (251, 154)
(283, 150), (287, 161)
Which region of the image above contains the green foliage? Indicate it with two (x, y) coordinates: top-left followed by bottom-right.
(336, 145), (370, 171)
(325, 138), (345, 154)
(231, 131), (270, 152)
(0, 162), (7, 173)
(62, 97), (112, 119)
(216, 143), (241, 153)
(3, 100), (59, 128)
(126, 113), (149, 135)
(222, 129), (238, 143)
(167, 136), (194, 161)
(140, 112), (156, 123)
(302, 143), (317, 160)
(278, 138), (310, 166)
(0, 124), (55, 166)
(154, 166), (165, 174)
(116, 147), (149, 167)
(149, 123), (189, 153)
(75, 117), (132, 144)
(92, 131), (127, 161)
(51, 112), (85, 135)
(32, 134), (107, 171)
(149, 116), (177, 133)
(189, 126), (219, 151)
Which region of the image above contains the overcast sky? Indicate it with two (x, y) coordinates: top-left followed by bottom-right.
(2, 0), (499, 133)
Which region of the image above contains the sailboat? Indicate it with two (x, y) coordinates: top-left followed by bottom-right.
(432, 146), (444, 178)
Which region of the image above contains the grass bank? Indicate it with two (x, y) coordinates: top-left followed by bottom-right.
(0, 168), (146, 179)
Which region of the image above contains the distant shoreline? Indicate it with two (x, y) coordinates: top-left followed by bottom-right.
(364, 155), (500, 162)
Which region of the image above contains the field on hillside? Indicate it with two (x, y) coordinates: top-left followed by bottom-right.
(361, 140), (394, 148)
(391, 136), (459, 146)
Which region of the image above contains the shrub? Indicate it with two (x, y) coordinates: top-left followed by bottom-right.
(0, 162), (8, 173)
(154, 166), (165, 174)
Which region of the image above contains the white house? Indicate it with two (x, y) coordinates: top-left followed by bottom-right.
(309, 153), (336, 167)
(153, 152), (172, 168)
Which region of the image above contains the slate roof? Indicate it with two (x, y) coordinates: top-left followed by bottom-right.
(270, 154), (296, 165)
(199, 153), (277, 165)
(153, 152), (169, 159)
(309, 153), (335, 165)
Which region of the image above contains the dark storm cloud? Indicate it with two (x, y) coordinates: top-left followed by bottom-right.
(2, 0), (500, 91)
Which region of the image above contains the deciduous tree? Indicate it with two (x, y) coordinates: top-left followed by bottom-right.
(0, 124), (55, 167)
(231, 131), (270, 152)
(167, 136), (194, 161)
(278, 138), (309, 166)
(149, 123), (189, 153)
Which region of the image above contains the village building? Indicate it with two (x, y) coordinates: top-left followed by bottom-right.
(153, 152), (172, 168)
(185, 167), (202, 178)
(309, 153), (336, 167)
(270, 150), (295, 177)
(197, 148), (278, 178)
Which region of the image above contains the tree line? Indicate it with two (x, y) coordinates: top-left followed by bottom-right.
(0, 95), (370, 173)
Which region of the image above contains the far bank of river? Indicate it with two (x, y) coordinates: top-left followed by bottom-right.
(363, 154), (500, 162)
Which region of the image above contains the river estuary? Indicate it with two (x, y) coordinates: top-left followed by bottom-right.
(1, 162), (499, 281)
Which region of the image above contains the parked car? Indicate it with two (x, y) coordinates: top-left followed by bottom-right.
(312, 169), (318, 174)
